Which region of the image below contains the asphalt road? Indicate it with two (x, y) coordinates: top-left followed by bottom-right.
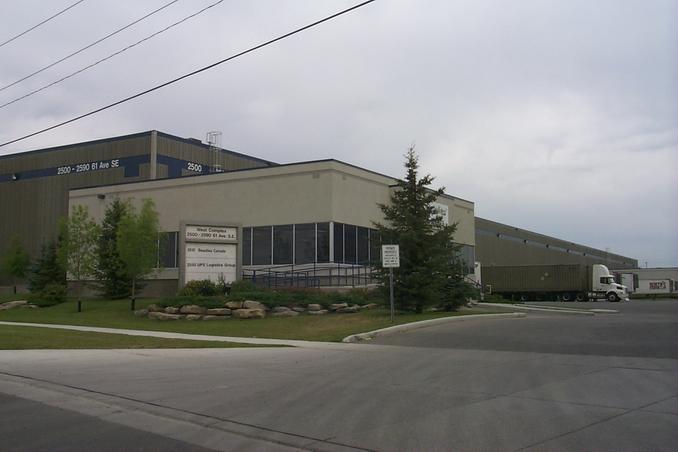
(1, 299), (677, 451)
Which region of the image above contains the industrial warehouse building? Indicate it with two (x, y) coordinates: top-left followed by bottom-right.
(1, 130), (637, 294)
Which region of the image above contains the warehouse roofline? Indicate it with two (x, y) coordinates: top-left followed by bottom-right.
(476, 216), (635, 263)
(0, 130), (277, 166)
(68, 156), (474, 206)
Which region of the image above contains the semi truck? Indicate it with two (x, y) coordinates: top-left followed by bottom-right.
(482, 264), (628, 302)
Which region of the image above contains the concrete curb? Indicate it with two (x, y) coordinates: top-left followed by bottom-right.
(477, 302), (596, 316)
(341, 312), (526, 343)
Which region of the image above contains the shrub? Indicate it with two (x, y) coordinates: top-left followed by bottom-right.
(178, 279), (219, 297)
(28, 283), (68, 307)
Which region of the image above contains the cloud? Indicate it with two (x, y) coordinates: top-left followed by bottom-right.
(0, 0), (676, 265)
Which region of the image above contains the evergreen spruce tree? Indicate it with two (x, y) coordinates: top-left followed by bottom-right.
(2, 235), (30, 294)
(28, 240), (65, 293)
(373, 147), (464, 313)
(96, 199), (132, 298)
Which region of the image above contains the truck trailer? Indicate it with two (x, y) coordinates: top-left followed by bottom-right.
(482, 264), (628, 302)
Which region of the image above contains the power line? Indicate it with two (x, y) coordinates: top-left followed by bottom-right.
(0, 0), (376, 150)
(0, 0), (88, 49)
(0, 0), (180, 93)
(0, 0), (223, 110)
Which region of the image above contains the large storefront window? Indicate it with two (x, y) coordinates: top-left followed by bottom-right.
(252, 226), (272, 265)
(317, 222), (330, 263)
(157, 231), (178, 268)
(273, 225), (293, 264)
(333, 223), (344, 263)
(295, 223), (315, 264)
(344, 224), (357, 263)
(457, 244), (475, 274)
(243, 222), (382, 266)
(242, 228), (252, 265)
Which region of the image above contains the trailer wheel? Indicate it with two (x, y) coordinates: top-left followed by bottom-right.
(607, 292), (619, 302)
(575, 293), (585, 302)
(519, 294), (529, 302)
(561, 293), (572, 302)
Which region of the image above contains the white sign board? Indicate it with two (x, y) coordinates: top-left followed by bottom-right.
(382, 245), (400, 268)
(185, 225), (237, 242)
(184, 243), (237, 284)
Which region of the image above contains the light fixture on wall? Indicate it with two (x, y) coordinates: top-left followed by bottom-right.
(11, 173), (19, 181)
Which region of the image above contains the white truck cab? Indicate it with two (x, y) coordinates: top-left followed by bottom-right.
(592, 264), (629, 302)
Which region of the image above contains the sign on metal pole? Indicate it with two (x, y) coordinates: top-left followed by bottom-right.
(382, 245), (400, 268)
(382, 245), (400, 323)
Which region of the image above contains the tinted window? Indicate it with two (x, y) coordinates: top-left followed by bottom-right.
(317, 223), (329, 263)
(273, 225), (293, 265)
(369, 229), (381, 264)
(158, 232), (178, 268)
(357, 227), (369, 263)
(252, 226), (272, 265)
(242, 227), (251, 265)
(344, 224), (356, 263)
(333, 223), (343, 263)
(295, 223), (315, 264)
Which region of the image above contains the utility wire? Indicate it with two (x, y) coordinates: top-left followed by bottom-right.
(0, 0), (376, 149)
(0, 0), (88, 49)
(0, 0), (223, 110)
(0, 0), (180, 93)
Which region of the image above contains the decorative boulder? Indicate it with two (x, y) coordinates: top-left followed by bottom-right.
(185, 314), (202, 321)
(232, 308), (266, 319)
(164, 306), (180, 314)
(272, 310), (299, 317)
(133, 309), (149, 317)
(206, 308), (231, 316)
(329, 303), (348, 311)
(203, 315), (228, 321)
(307, 304), (323, 312)
(180, 305), (206, 315)
(337, 306), (359, 313)
(148, 312), (183, 320)
(225, 301), (243, 309)
(147, 304), (164, 312)
(243, 300), (266, 310)
(307, 310), (328, 315)
(292, 307), (306, 313)
(363, 303), (380, 310)
(271, 306), (291, 313)
(0, 300), (28, 310)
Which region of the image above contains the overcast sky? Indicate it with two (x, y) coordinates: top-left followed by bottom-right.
(0, 0), (676, 266)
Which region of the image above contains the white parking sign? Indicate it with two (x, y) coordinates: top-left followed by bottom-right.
(382, 245), (400, 268)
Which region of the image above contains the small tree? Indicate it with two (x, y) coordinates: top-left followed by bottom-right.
(2, 236), (30, 294)
(58, 205), (100, 312)
(28, 240), (66, 293)
(117, 199), (159, 310)
(373, 147), (463, 313)
(96, 198), (132, 298)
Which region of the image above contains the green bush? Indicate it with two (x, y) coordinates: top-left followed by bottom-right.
(178, 279), (220, 297)
(28, 283), (68, 307)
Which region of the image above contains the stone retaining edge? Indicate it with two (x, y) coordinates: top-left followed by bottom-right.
(342, 312), (526, 343)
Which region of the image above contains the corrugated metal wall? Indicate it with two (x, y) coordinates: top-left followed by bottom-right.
(0, 131), (274, 285)
(475, 217), (637, 269)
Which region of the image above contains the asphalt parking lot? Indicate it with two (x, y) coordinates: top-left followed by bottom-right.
(372, 299), (678, 359)
(1, 299), (677, 451)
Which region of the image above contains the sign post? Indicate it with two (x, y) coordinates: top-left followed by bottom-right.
(381, 245), (400, 323)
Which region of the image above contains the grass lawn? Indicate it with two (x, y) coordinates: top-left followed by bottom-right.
(0, 298), (494, 342)
(0, 324), (271, 350)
